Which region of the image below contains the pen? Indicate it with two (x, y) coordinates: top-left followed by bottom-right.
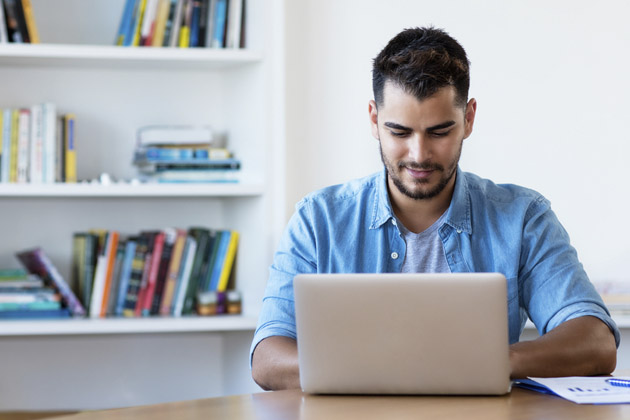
(606, 378), (630, 388)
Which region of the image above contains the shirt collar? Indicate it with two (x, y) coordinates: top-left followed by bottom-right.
(370, 166), (472, 234)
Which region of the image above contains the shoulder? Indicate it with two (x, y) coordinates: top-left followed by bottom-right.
(462, 171), (550, 214)
(296, 172), (380, 211)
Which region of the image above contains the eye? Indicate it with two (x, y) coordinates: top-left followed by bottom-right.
(390, 131), (409, 138)
(430, 130), (451, 138)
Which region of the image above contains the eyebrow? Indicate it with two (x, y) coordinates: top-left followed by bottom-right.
(384, 120), (457, 132)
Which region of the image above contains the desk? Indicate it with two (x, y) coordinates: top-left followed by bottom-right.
(38, 388), (630, 420)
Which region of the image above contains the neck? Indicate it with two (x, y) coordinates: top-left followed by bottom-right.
(388, 174), (456, 234)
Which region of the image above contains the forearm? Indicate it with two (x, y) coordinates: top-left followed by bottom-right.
(510, 316), (617, 378)
(251, 336), (301, 391)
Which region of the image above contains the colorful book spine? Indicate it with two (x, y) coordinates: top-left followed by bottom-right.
(64, 113), (77, 183)
(99, 231), (120, 317)
(159, 229), (187, 315)
(43, 103), (56, 183)
(137, 231), (165, 316)
(116, 0), (137, 45)
(28, 104), (43, 183)
(9, 109), (19, 182)
(151, 0), (170, 46)
(149, 228), (176, 314)
(168, 0), (185, 47)
(208, 230), (231, 291)
(16, 248), (86, 316)
(16, 108), (30, 183)
(20, 0), (39, 43)
(115, 239), (137, 316)
(0, 1), (8, 43)
(1, 109), (11, 182)
(217, 230), (238, 291)
(172, 235), (197, 316)
(131, 0), (147, 46)
(122, 236), (148, 317)
(182, 227), (210, 314)
(211, 0), (227, 48)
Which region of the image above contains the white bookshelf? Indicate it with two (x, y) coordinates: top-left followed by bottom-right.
(0, 182), (265, 197)
(0, 315), (258, 336)
(0, 0), (285, 411)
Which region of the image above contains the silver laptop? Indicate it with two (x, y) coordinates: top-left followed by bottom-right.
(294, 273), (511, 395)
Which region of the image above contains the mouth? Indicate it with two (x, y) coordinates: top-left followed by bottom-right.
(405, 167), (434, 179)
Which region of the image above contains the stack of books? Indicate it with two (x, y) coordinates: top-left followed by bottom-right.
(0, 0), (39, 44)
(115, 0), (245, 48)
(0, 268), (70, 319)
(0, 105), (77, 184)
(133, 125), (241, 183)
(72, 226), (240, 318)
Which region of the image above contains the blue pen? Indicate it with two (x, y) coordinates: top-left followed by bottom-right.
(606, 378), (630, 388)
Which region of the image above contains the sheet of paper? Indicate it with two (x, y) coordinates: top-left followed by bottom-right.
(520, 376), (630, 404)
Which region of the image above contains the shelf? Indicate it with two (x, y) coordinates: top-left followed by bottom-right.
(0, 43), (262, 70)
(0, 315), (258, 336)
(0, 182), (265, 197)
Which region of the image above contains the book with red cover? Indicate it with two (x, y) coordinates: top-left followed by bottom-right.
(16, 247), (86, 316)
(136, 230), (165, 316)
(150, 228), (176, 315)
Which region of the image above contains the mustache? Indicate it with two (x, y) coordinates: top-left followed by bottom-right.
(398, 161), (444, 171)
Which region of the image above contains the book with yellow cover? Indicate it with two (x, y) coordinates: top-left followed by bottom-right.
(20, 0), (39, 43)
(217, 230), (238, 292)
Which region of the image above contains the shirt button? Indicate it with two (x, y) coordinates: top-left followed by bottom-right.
(456, 229), (462, 234)
(391, 219), (397, 226)
(391, 252), (399, 259)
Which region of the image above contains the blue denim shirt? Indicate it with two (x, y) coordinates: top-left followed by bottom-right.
(251, 168), (620, 360)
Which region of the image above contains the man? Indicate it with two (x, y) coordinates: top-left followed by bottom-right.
(251, 27), (619, 391)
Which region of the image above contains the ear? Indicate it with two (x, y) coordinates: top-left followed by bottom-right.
(368, 100), (380, 140)
(463, 98), (477, 139)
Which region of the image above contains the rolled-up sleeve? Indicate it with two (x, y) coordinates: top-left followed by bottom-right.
(519, 197), (620, 347)
(250, 200), (318, 366)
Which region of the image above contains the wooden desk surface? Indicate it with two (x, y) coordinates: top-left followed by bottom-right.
(36, 387), (630, 420)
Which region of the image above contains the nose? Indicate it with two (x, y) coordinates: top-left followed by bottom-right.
(408, 135), (431, 162)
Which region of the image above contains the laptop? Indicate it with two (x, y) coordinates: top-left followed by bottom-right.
(294, 272), (511, 395)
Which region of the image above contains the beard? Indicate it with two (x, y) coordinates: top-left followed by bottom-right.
(379, 142), (462, 200)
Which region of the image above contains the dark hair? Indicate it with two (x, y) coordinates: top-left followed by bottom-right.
(372, 27), (470, 108)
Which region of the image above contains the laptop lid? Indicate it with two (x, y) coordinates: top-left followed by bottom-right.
(294, 273), (511, 395)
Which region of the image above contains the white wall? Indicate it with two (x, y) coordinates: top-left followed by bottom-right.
(285, 0), (630, 283)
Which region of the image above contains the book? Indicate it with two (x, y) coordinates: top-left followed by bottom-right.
(149, 228), (176, 314)
(63, 113), (77, 183)
(200, 229), (222, 291)
(210, 0), (227, 48)
(172, 235), (197, 316)
(0, 308), (71, 319)
(71, 232), (87, 303)
(225, 0), (242, 49)
(116, 0), (137, 45)
(0, 110), (3, 180)
(151, 0), (170, 46)
(0, 1), (8, 43)
(161, 0), (177, 46)
(159, 228), (187, 314)
(136, 231), (165, 316)
(168, 0), (185, 47)
(178, 0), (192, 47)
(140, 0), (159, 46)
(137, 125), (213, 146)
(1, 108), (11, 182)
(0, 268), (29, 279)
(204, 0), (216, 48)
(189, 0), (201, 47)
(16, 248), (86, 316)
(88, 254), (107, 318)
(20, 0), (39, 43)
(55, 113), (65, 182)
(122, 235), (149, 317)
(82, 233), (99, 312)
(106, 237), (126, 316)
(182, 227), (211, 314)
(9, 109), (19, 182)
(131, 0), (147, 46)
(208, 230), (231, 291)
(141, 169), (239, 183)
(196, 0), (209, 47)
(16, 108), (30, 183)
(28, 103), (43, 183)
(42, 103), (56, 183)
(217, 230), (238, 291)
(3, 0), (23, 42)
(99, 231), (120, 317)
(12, 0), (30, 42)
(114, 238), (137, 316)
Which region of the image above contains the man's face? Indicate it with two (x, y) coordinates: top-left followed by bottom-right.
(369, 82), (476, 201)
